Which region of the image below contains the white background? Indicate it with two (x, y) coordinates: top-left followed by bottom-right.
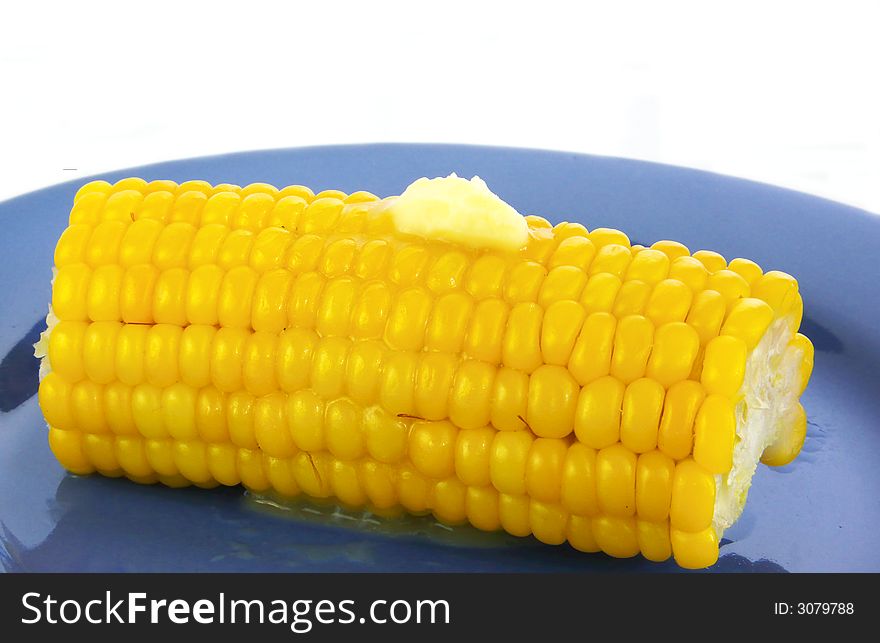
(2, 0), (878, 213)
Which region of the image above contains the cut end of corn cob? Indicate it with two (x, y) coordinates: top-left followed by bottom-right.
(35, 175), (814, 569)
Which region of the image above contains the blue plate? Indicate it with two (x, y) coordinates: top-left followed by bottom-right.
(1, 144), (878, 572)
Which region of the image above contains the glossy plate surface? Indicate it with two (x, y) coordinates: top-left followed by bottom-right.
(1, 144), (877, 572)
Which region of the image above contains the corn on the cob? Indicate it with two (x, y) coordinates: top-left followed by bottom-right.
(35, 175), (814, 569)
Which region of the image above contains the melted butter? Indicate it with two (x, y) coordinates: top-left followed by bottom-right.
(243, 491), (521, 549)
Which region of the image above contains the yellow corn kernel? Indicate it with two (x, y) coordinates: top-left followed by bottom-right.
(530, 500), (568, 545)
(668, 256), (709, 292)
(620, 378), (665, 453)
(593, 515), (640, 558)
(218, 265), (259, 329)
(566, 514), (600, 552)
(83, 433), (121, 474)
(48, 428), (94, 475)
(426, 250), (469, 293)
(210, 327), (249, 393)
(104, 382), (136, 435)
(254, 393), (296, 458)
(410, 420), (458, 479)
(464, 298), (509, 364)
(541, 300), (586, 366)
(502, 302), (543, 372)
(110, 323), (146, 385)
(504, 261), (546, 303)
(210, 444), (242, 487)
(433, 478), (467, 524)
(70, 191), (107, 225)
(227, 392), (257, 449)
(646, 321), (700, 388)
(152, 268), (188, 326)
(651, 240), (690, 261)
(761, 402), (807, 467)
(466, 486), (501, 532)
(162, 383), (198, 441)
(657, 380), (705, 460)
(196, 387), (228, 443)
(561, 442), (599, 516)
(38, 373), (77, 430)
(362, 460), (398, 509)
(144, 324), (181, 388)
(87, 220), (129, 267)
(233, 193), (275, 231)
(250, 228), (293, 274)
(131, 383), (166, 438)
(425, 292), (473, 353)
(412, 351), (456, 420)
(48, 320), (87, 381)
(721, 297), (774, 349)
(686, 289), (726, 344)
(397, 463), (431, 513)
(549, 236), (596, 271)
(670, 458), (715, 532)
(120, 264), (158, 324)
(693, 394), (736, 474)
(490, 430), (534, 495)
(215, 229), (254, 271)
(588, 228), (630, 249)
(727, 257), (763, 286)
(589, 244), (632, 278)
(568, 312), (616, 385)
(596, 444), (637, 517)
(455, 426), (496, 487)
(538, 265), (587, 306)
(82, 321), (121, 385)
(449, 359), (495, 430)
(275, 327), (317, 392)
(612, 280), (651, 317)
(498, 493), (532, 537)
(243, 331), (278, 396)
(465, 254), (507, 299)
(706, 269), (750, 304)
(671, 526), (719, 568)
(575, 375), (624, 449)
(489, 367), (529, 431)
(579, 272), (622, 314)
(378, 349), (417, 416)
(53, 263), (92, 321)
(701, 335), (747, 398)
(185, 264), (223, 326)
(645, 278), (693, 326)
(610, 314), (653, 384)
(637, 519), (672, 562)
(238, 448), (271, 492)
(107, 184), (145, 209)
(625, 249), (670, 285)
(751, 271), (799, 316)
(790, 333), (814, 395)
(525, 438), (567, 503)
(385, 287), (432, 351)
(526, 365), (578, 438)
(364, 407), (408, 464)
(636, 450), (675, 522)
(152, 222), (196, 270)
(323, 398), (364, 461)
(692, 250), (726, 273)
(389, 244), (430, 286)
(316, 277), (358, 338)
(54, 224), (93, 267)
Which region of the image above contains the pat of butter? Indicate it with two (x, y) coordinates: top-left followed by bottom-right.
(389, 174), (529, 252)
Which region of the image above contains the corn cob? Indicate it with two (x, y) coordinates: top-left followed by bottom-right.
(35, 175), (814, 569)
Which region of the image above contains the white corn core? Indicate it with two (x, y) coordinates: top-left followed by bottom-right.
(713, 316), (803, 536)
